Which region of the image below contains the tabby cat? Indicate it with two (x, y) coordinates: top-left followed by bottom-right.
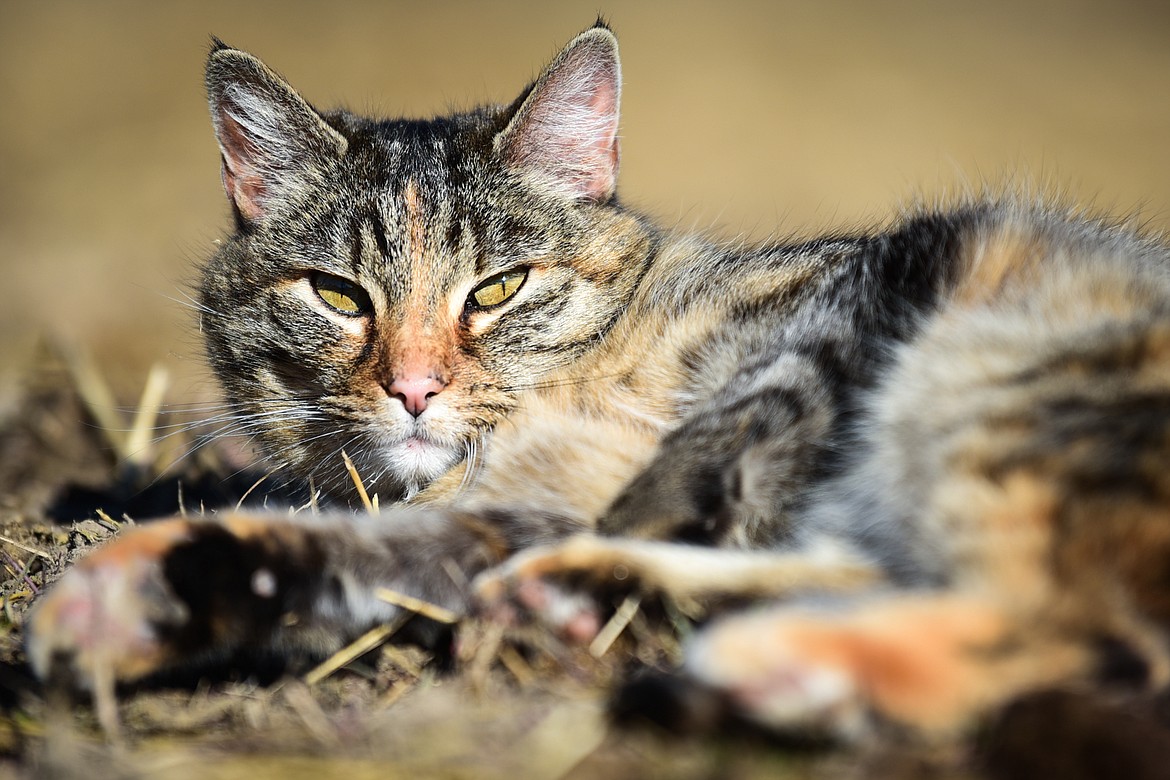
(27, 23), (1170, 740)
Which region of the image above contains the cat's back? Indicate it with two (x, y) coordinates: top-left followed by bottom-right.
(552, 198), (1151, 423)
(806, 198), (1170, 589)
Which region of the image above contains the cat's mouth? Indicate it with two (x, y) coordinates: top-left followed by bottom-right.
(377, 433), (463, 493)
(402, 436), (431, 452)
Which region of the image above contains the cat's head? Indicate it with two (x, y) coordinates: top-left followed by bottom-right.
(198, 24), (654, 502)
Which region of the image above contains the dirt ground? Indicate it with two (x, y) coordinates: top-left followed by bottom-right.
(4, 1), (1170, 778)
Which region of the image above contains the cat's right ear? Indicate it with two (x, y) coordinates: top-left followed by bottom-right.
(205, 40), (347, 225)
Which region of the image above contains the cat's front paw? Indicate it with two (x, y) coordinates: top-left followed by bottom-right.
(26, 520), (195, 689)
(596, 454), (721, 542)
(27, 514), (336, 689)
(473, 536), (642, 644)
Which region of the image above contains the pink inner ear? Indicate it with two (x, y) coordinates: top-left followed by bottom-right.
(216, 111), (268, 221)
(583, 84), (620, 201)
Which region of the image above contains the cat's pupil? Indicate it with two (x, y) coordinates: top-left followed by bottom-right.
(311, 272), (371, 316)
(470, 268), (528, 309)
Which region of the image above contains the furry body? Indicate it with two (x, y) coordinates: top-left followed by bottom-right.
(26, 25), (1170, 738)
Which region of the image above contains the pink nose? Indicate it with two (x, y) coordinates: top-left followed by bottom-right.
(387, 375), (445, 417)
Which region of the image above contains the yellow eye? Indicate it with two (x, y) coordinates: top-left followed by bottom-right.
(470, 268), (528, 309)
(311, 272), (371, 316)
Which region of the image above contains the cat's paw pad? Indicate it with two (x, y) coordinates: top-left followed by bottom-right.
(683, 608), (868, 739)
(26, 521), (194, 689)
(474, 538), (624, 644)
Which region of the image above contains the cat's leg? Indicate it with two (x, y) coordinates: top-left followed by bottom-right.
(596, 349), (840, 547)
(27, 508), (582, 689)
(474, 535), (880, 642)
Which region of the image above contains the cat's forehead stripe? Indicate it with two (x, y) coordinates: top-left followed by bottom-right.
(403, 179), (427, 279)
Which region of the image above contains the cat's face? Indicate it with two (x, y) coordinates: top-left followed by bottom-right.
(198, 27), (653, 501)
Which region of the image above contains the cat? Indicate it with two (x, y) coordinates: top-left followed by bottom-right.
(25, 21), (1170, 742)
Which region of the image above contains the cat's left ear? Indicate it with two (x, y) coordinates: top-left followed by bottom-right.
(495, 25), (621, 204)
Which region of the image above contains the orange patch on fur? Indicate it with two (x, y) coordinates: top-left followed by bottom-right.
(777, 598), (1009, 725)
(219, 513), (318, 556)
(956, 226), (1047, 306)
(219, 513), (284, 538)
(80, 519), (195, 566)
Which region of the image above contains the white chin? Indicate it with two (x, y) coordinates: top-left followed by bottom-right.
(385, 438), (462, 496)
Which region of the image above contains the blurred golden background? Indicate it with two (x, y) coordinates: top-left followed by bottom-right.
(3, 0), (1170, 407)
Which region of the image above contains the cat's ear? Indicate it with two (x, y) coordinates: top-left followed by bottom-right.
(205, 40), (348, 224)
(495, 25), (621, 204)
